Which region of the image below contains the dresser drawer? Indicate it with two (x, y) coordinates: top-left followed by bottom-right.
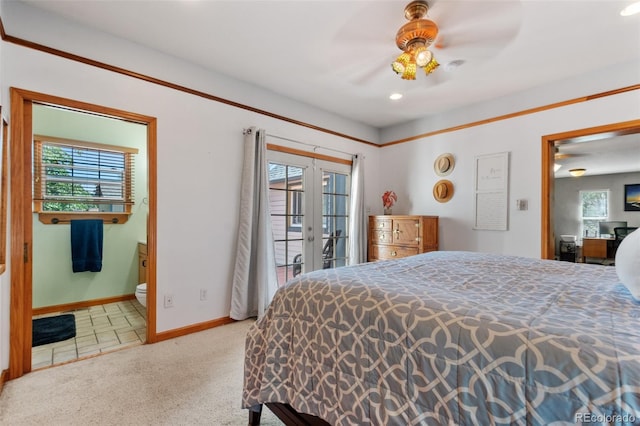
(372, 218), (392, 231)
(368, 215), (439, 262)
(371, 245), (418, 260)
(371, 230), (393, 244)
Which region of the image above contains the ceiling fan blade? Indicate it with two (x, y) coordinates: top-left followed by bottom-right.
(430, 0), (521, 34)
(429, 0), (521, 53)
(555, 152), (588, 160)
(434, 29), (516, 54)
(346, 56), (394, 86)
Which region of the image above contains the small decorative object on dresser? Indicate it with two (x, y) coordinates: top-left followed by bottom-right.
(382, 190), (397, 215)
(368, 215), (438, 261)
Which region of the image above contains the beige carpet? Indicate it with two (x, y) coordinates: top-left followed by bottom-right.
(0, 319), (282, 426)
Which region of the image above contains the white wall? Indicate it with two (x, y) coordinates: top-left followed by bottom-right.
(0, 41), (382, 358)
(375, 89), (640, 257)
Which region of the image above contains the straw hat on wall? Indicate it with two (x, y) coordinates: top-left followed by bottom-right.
(433, 179), (454, 203)
(434, 153), (455, 176)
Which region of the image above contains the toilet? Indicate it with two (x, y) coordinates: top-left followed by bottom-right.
(135, 283), (147, 307)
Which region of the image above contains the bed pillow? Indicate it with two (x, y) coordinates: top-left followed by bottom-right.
(615, 228), (640, 301)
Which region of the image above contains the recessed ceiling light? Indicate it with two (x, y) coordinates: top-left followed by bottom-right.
(389, 93), (403, 100)
(444, 59), (465, 72)
(621, 1), (640, 16)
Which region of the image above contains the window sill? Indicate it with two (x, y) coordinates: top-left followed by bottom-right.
(37, 212), (131, 225)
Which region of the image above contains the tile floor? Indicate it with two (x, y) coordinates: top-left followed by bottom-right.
(32, 299), (147, 370)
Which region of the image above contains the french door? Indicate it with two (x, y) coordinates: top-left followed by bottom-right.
(267, 150), (350, 286)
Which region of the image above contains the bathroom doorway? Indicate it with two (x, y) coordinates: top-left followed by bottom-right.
(9, 88), (158, 379)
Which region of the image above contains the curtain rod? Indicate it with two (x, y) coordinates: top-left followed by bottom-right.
(266, 133), (356, 158)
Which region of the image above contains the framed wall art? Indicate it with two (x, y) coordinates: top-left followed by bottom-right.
(624, 183), (640, 212)
(473, 151), (510, 231)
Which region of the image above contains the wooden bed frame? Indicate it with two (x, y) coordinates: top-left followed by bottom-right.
(248, 403), (330, 426)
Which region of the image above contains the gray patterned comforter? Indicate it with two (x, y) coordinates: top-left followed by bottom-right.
(243, 251), (640, 425)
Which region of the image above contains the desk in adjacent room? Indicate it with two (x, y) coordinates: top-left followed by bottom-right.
(581, 237), (615, 263)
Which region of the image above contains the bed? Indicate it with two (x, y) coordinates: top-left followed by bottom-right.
(243, 251), (640, 425)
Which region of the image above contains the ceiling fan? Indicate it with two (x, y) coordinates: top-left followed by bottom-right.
(554, 146), (587, 161)
(391, 1), (440, 80)
(328, 1), (521, 86)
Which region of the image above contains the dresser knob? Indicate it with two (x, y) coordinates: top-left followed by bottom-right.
(379, 235), (384, 240)
(391, 251), (397, 257)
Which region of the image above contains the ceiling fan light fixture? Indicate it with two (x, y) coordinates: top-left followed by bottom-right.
(402, 62), (417, 80)
(392, 1), (440, 80)
(391, 51), (412, 74)
(423, 57), (439, 74)
(569, 168), (586, 177)
(414, 45), (432, 67)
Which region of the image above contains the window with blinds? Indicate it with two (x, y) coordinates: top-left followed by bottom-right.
(33, 135), (137, 222)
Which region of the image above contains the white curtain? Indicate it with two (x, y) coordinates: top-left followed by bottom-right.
(230, 127), (278, 320)
(348, 154), (367, 265)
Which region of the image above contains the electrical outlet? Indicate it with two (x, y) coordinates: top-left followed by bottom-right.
(200, 289), (207, 301)
(164, 294), (174, 308)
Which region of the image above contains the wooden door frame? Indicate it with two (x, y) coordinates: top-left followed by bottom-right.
(540, 119), (640, 259)
(9, 87), (158, 379)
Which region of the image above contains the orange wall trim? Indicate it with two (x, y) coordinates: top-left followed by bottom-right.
(0, 17), (374, 147)
(154, 316), (236, 343)
(0, 369), (8, 395)
(382, 84), (640, 146)
(32, 294), (137, 316)
(267, 143), (353, 165)
(1, 16), (637, 149)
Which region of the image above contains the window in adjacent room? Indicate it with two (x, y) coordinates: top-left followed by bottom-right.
(580, 189), (609, 237)
(33, 135), (138, 224)
(287, 181), (303, 228)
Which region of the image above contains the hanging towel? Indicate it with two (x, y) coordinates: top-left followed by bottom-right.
(70, 219), (104, 272)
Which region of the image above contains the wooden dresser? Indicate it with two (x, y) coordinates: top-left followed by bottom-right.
(368, 215), (439, 261)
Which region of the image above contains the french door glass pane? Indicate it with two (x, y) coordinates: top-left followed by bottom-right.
(322, 171), (349, 269)
(269, 162), (305, 286)
(267, 153), (351, 286)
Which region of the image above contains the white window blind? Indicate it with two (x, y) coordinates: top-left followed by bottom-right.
(34, 136), (136, 213)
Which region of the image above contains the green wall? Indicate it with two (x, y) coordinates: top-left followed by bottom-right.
(32, 105), (148, 308)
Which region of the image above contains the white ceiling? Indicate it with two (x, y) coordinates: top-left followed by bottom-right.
(13, 0), (640, 129)
(554, 133), (640, 178)
(6, 0), (640, 176)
